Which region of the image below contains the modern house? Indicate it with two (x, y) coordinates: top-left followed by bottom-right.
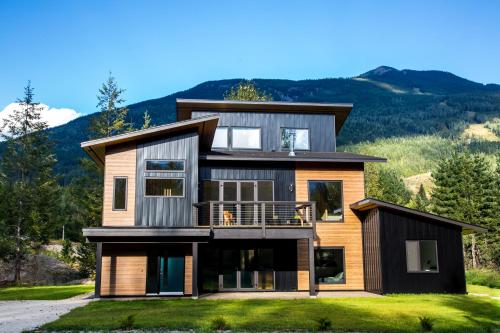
(82, 99), (487, 297)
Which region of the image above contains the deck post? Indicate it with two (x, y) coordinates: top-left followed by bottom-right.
(95, 242), (102, 298)
(192, 242), (198, 299)
(308, 237), (316, 297)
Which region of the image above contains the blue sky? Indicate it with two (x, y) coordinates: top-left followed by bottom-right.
(0, 0), (499, 117)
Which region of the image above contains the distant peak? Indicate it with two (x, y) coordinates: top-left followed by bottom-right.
(360, 66), (398, 77)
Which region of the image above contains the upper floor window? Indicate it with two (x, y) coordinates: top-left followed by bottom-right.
(406, 240), (438, 273)
(145, 178), (184, 197)
(113, 177), (127, 210)
(232, 127), (261, 149)
(281, 128), (310, 150)
(308, 180), (343, 222)
(146, 160), (185, 172)
(212, 127), (229, 148)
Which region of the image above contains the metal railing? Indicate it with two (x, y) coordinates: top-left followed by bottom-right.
(192, 201), (316, 228)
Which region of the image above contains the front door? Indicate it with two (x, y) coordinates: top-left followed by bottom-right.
(159, 255), (185, 294)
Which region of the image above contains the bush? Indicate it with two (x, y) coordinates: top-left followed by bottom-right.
(419, 316), (434, 332)
(316, 317), (332, 331)
(466, 270), (500, 288)
(119, 314), (135, 330)
(210, 316), (230, 331)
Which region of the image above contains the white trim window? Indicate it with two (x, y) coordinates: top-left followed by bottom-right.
(406, 240), (439, 273)
(232, 127), (261, 149)
(145, 160), (185, 172)
(145, 178), (185, 197)
(212, 127), (229, 148)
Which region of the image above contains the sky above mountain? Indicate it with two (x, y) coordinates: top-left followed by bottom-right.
(1, 0), (499, 117)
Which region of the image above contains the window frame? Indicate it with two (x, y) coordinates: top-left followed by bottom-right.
(112, 176), (128, 211)
(144, 177), (185, 198)
(230, 126), (262, 150)
(307, 180), (344, 223)
(145, 159), (185, 172)
(314, 246), (346, 285)
(405, 240), (439, 273)
(279, 127), (311, 151)
(212, 126), (229, 149)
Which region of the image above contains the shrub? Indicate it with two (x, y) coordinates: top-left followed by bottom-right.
(419, 316), (434, 332)
(466, 270), (500, 288)
(316, 317), (332, 331)
(210, 316), (230, 331)
(119, 314), (135, 330)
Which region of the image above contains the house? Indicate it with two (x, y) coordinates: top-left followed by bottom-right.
(82, 99), (487, 297)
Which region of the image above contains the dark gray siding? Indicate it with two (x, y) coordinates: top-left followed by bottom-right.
(192, 111), (335, 152)
(135, 132), (199, 227)
(378, 208), (466, 294)
(199, 161), (295, 201)
(361, 208), (383, 294)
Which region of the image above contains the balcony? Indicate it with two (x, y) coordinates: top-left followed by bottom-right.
(192, 201), (316, 239)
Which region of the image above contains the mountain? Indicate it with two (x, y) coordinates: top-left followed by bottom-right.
(43, 67), (500, 182)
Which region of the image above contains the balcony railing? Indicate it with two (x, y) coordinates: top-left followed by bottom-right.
(192, 201), (316, 229)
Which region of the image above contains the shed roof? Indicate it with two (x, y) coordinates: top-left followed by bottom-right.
(350, 198), (487, 233)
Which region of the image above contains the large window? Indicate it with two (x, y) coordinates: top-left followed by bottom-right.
(308, 181), (343, 222)
(145, 178), (184, 197)
(315, 248), (345, 284)
(146, 160), (185, 172)
(232, 127), (261, 149)
(281, 128), (310, 150)
(212, 127), (229, 148)
(406, 240), (439, 272)
(113, 177), (127, 210)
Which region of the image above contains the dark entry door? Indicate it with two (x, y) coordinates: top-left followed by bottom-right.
(147, 252), (184, 295)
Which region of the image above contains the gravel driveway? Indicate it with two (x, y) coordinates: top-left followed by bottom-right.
(0, 293), (92, 333)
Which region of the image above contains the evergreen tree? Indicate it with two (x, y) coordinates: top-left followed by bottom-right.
(224, 80), (273, 101)
(0, 82), (59, 283)
(141, 110), (152, 129)
(413, 184), (430, 212)
(366, 164), (412, 206)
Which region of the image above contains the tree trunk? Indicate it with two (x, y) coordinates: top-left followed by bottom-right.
(14, 224), (21, 283)
(471, 234), (478, 269)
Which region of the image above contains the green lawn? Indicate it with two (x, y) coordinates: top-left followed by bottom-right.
(0, 284), (94, 300)
(43, 293), (499, 332)
(468, 284), (500, 297)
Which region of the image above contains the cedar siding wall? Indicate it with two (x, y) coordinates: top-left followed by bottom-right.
(192, 111), (336, 152)
(295, 163), (365, 291)
(102, 143), (137, 226)
(361, 209), (383, 293)
(135, 132), (199, 227)
(378, 208), (466, 294)
(100, 244), (147, 296)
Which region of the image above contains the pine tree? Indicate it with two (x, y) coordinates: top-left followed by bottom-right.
(224, 80), (273, 101)
(366, 165), (412, 206)
(0, 82), (59, 283)
(414, 184), (430, 212)
(141, 110), (152, 129)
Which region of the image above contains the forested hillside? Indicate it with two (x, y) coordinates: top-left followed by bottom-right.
(45, 66), (500, 181)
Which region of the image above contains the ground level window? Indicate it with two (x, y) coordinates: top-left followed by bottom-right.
(308, 181), (343, 221)
(406, 240), (438, 272)
(145, 178), (184, 197)
(315, 247), (345, 284)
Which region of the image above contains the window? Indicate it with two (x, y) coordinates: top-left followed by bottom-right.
(281, 128), (310, 150)
(145, 178), (184, 197)
(212, 127), (229, 148)
(315, 248), (345, 284)
(308, 181), (343, 221)
(146, 160), (184, 172)
(232, 127), (261, 149)
(113, 177), (127, 210)
(406, 240), (439, 272)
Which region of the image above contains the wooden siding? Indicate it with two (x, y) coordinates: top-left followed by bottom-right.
(295, 163), (365, 291)
(199, 161), (295, 201)
(100, 245), (146, 296)
(192, 111), (336, 152)
(135, 132), (199, 227)
(297, 239), (310, 290)
(362, 209), (383, 293)
(379, 208), (466, 294)
(102, 143), (136, 226)
(184, 251), (193, 295)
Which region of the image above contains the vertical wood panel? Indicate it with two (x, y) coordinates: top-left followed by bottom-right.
(102, 143), (136, 226)
(297, 239), (310, 290)
(362, 209), (383, 293)
(296, 163), (365, 291)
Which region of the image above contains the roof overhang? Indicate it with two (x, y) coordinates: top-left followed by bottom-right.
(350, 198), (487, 234)
(81, 115), (219, 168)
(200, 151), (386, 163)
(176, 99), (353, 134)
(83, 227), (211, 242)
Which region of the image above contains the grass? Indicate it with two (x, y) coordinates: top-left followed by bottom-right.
(0, 284), (93, 300)
(468, 284), (500, 297)
(466, 269), (500, 289)
(42, 294), (499, 332)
